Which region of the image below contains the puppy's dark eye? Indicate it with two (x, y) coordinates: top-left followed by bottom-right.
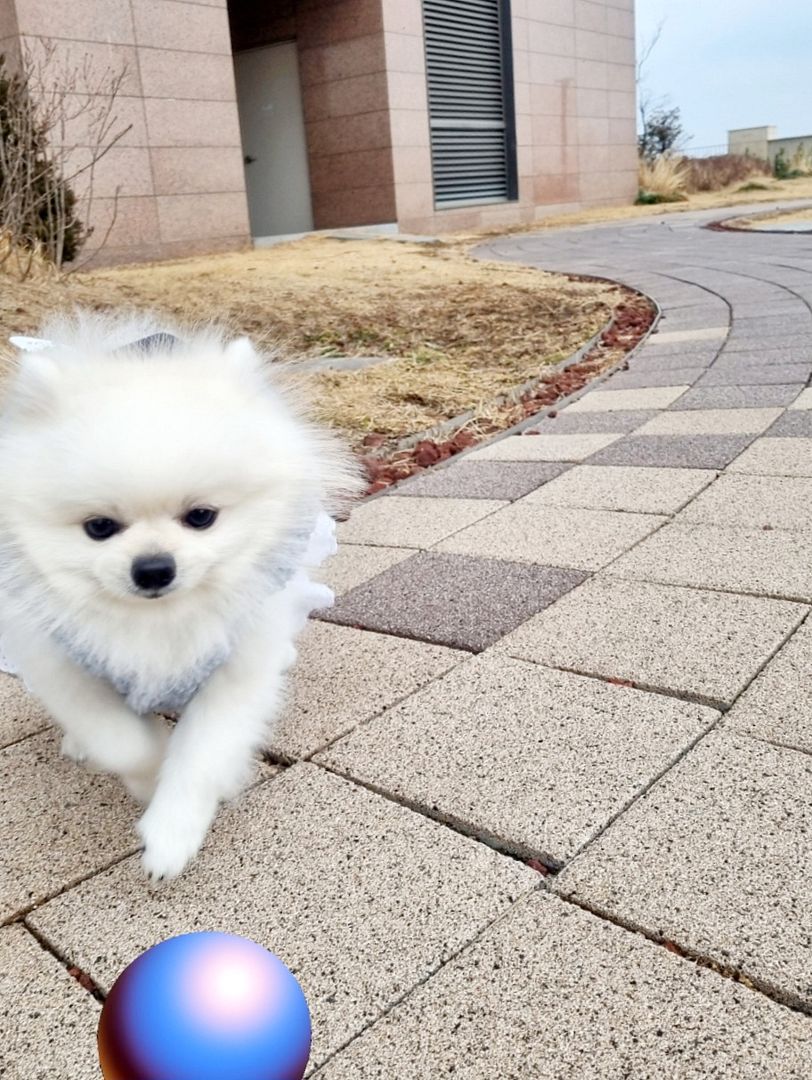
(83, 517), (122, 541)
(182, 507), (218, 530)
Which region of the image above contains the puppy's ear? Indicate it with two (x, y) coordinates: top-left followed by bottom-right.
(7, 352), (62, 419)
(224, 336), (260, 370)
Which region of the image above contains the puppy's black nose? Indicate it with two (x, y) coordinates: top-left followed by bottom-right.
(131, 554), (176, 592)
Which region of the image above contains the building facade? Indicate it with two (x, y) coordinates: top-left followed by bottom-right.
(0, 0), (637, 264)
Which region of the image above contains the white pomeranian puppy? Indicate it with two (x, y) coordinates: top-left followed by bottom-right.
(0, 313), (361, 881)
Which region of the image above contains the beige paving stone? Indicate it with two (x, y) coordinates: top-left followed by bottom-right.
(554, 732), (812, 1011)
(724, 619), (812, 754)
(336, 496), (505, 548)
(435, 502), (666, 571)
(27, 765), (537, 1072)
(564, 385), (691, 413)
(465, 432), (621, 462)
(649, 326), (728, 344)
(271, 621), (463, 759)
(316, 543), (414, 596)
(636, 407), (782, 436)
(318, 893), (812, 1080)
(523, 464), (714, 514)
(0, 672), (50, 748)
(1, 730), (140, 922)
(678, 474), (812, 531)
(318, 653), (717, 866)
(727, 437), (812, 476)
(610, 522), (812, 602)
(496, 577), (805, 708)
(1, 924), (101, 1080)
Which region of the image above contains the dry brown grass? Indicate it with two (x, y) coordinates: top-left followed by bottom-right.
(0, 235), (617, 445)
(681, 154), (772, 194)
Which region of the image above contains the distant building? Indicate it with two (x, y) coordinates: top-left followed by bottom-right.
(0, 0), (637, 264)
(729, 126), (812, 167)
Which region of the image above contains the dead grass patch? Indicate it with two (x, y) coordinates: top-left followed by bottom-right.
(0, 235), (617, 446)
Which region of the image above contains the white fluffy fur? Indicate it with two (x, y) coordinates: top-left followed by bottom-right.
(0, 311), (362, 880)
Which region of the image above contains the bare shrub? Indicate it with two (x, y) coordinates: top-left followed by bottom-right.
(0, 40), (131, 278)
(681, 154), (772, 194)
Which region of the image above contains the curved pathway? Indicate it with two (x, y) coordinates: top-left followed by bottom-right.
(3, 206), (812, 1078)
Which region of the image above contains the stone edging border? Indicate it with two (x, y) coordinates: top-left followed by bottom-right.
(363, 275), (662, 499)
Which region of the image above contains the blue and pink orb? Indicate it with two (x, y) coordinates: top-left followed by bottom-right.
(97, 932), (311, 1080)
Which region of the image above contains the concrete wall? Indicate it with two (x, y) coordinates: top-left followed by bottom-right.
(383, 0), (638, 235)
(728, 126), (776, 161)
(3, 0), (251, 265)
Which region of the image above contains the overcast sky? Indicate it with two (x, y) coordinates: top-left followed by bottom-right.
(635, 0), (812, 150)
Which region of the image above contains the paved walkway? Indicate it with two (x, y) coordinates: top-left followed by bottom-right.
(4, 206), (812, 1078)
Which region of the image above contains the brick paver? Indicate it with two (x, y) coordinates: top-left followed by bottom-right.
(7, 204), (812, 1075)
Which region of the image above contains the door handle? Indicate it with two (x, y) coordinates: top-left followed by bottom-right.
(244, 155), (257, 165)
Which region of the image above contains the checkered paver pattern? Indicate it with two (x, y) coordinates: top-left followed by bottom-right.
(6, 204), (812, 1077)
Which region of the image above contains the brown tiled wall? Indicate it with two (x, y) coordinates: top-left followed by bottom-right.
(229, 0), (395, 230)
(385, 0), (637, 234)
(4, 0), (250, 265)
(2, 0), (637, 262)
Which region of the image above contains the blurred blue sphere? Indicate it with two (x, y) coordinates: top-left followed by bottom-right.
(98, 932), (311, 1080)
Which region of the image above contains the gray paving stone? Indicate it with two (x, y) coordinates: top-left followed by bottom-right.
(714, 346), (811, 365)
(318, 544), (414, 596)
(1, 924), (101, 1080)
(317, 893), (812, 1080)
(671, 384), (805, 410)
(466, 432), (621, 462)
(0, 672), (50, 749)
(435, 502), (665, 572)
(336, 495), (505, 548)
(727, 437), (812, 477)
(529, 409), (659, 433)
(318, 654), (717, 866)
(565, 385), (691, 412)
(27, 764), (537, 1072)
(697, 364), (812, 386)
(600, 366), (707, 390)
(554, 732), (812, 1011)
(321, 551), (587, 652)
(789, 387), (812, 409)
(1, 730), (140, 921)
(611, 522), (812, 603)
(496, 577), (805, 708)
(679, 474), (812, 531)
(725, 619), (812, 754)
(394, 460), (570, 500)
(271, 622), (463, 759)
(636, 407), (782, 436)
(628, 349), (716, 371)
(765, 410), (812, 437)
(524, 464), (714, 515)
(585, 433), (754, 469)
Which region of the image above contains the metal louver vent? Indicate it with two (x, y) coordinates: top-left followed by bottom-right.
(422, 0), (517, 208)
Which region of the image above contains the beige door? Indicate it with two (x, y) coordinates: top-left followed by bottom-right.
(234, 42), (314, 236)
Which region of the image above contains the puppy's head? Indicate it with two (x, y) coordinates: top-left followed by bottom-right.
(0, 327), (357, 612)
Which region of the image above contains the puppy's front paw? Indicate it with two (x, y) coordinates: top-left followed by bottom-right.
(137, 799), (212, 883)
(60, 732), (88, 764)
